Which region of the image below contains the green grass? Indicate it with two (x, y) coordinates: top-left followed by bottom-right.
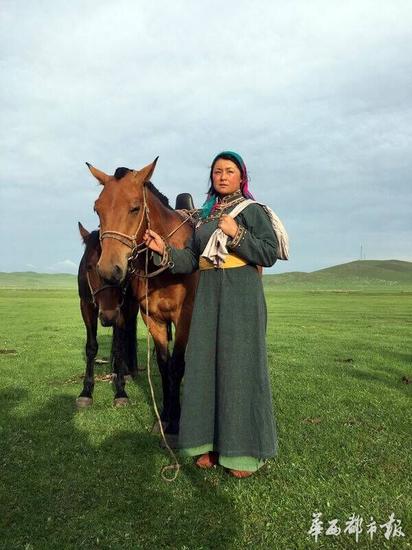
(0, 284), (411, 549)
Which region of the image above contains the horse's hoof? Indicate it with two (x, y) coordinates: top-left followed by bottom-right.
(151, 419), (168, 434)
(76, 396), (93, 408)
(113, 397), (129, 407)
(159, 433), (179, 449)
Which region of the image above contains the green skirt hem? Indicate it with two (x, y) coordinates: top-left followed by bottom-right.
(180, 443), (266, 472)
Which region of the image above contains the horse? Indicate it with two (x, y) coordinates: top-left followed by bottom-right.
(86, 160), (198, 438)
(77, 222), (139, 407)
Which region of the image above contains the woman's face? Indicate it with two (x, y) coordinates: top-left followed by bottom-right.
(212, 159), (242, 196)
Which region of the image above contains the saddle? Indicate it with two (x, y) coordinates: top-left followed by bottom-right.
(175, 193), (195, 210)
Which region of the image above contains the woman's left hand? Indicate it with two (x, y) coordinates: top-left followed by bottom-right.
(218, 214), (238, 238)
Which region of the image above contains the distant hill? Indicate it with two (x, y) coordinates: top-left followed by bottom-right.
(264, 260), (412, 289)
(0, 272), (77, 289)
(1, 260), (412, 290)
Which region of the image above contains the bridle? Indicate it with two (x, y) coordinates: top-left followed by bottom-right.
(89, 181), (195, 307)
(99, 181), (148, 259)
(86, 270), (126, 308)
(98, 180), (197, 279)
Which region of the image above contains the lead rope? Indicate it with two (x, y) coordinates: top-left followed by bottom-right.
(142, 184), (181, 482)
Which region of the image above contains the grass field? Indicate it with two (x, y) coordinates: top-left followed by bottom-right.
(0, 266), (411, 549)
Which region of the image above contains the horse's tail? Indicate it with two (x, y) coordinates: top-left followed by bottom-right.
(167, 321), (173, 342)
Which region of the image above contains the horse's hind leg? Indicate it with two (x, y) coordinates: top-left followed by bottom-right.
(77, 300), (98, 408)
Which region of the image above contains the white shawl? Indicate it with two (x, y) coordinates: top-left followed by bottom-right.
(200, 200), (289, 266)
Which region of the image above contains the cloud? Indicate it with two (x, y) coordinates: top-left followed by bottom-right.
(1, 1), (412, 274)
(46, 260), (78, 274)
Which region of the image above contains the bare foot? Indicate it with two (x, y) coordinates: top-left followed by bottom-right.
(195, 452), (219, 469)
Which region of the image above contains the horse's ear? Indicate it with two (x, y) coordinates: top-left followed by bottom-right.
(135, 156), (159, 183)
(86, 162), (110, 185)
(78, 221), (90, 243)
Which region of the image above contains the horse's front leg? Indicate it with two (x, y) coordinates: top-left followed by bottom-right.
(166, 313), (190, 435)
(77, 300), (98, 408)
(112, 324), (130, 406)
(124, 305), (138, 379)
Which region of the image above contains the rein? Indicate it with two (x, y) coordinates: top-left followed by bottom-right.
(131, 211), (197, 278)
(98, 182), (197, 279)
(98, 180), (188, 481)
(142, 200), (181, 482)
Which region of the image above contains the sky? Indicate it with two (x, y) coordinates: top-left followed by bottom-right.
(1, 0), (411, 275)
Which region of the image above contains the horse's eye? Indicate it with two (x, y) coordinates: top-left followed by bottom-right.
(130, 206), (140, 214)
(87, 264), (93, 271)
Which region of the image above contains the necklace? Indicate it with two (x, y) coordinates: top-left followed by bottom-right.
(197, 191), (245, 227)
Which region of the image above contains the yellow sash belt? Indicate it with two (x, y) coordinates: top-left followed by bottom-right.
(199, 253), (248, 270)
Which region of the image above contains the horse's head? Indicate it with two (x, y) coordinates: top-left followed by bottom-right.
(86, 158), (158, 284)
(78, 222), (126, 327)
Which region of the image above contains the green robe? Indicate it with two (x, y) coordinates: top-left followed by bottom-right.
(161, 200), (278, 463)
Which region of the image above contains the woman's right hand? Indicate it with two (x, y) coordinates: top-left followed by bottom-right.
(143, 229), (165, 255)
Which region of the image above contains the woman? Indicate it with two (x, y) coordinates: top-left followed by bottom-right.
(143, 151), (285, 478)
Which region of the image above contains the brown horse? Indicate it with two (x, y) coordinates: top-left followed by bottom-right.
(86, 160), (198, 436)
(77, 222), (139, 407)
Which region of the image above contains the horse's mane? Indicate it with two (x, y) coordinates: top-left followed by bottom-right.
(113, 167), (173, 211)
(145, 181), (173, 210)
(114, 167), (130, 180)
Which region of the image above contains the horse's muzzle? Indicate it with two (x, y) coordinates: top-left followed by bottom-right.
(99, 308), (123, 327)
(97, 262), (126, 285)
